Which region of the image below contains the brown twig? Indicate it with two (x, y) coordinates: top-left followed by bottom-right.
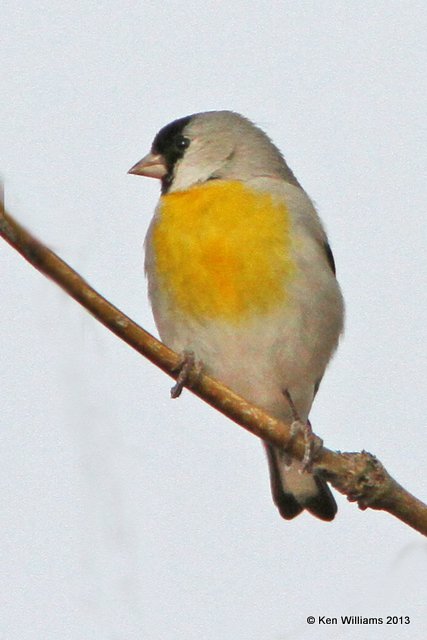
(1, 201), (426, 536)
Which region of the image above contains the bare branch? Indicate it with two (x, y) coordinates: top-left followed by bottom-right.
(1, 201), (426, 536)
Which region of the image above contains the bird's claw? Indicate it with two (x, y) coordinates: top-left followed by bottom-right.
(289, 419), (323, 472)
(283, 389), (323, 473)
(170, 351), (203, 398)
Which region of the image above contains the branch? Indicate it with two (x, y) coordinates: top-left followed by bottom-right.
(1, 200), (426, 536)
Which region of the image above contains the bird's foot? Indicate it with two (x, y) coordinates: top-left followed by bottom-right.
(170, 350), (203, 398)
(282, 389), (323, 473)
(296, 419), (323, 473)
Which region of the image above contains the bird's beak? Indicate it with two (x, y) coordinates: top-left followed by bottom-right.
(128, 152), (167, 179)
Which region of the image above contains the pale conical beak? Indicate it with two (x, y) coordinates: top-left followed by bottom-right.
(128, 152), (167, 179)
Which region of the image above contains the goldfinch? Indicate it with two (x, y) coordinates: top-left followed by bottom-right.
(129, 111), (344, 521)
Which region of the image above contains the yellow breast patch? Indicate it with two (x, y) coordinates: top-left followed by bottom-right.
(151, 180), (295, 322)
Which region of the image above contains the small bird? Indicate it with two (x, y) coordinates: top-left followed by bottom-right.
(129, 111), (344, 521)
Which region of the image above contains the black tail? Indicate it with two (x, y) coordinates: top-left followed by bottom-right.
(265, 444), (337, 521)
(304, 476), (337, 521)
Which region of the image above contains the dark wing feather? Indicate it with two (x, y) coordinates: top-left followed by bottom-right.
(323, 241), (336, 275)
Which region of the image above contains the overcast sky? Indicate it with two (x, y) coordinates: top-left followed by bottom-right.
(1, 2), (426, 639)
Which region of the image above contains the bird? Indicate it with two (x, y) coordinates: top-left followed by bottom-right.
(129, 111), (344, 521)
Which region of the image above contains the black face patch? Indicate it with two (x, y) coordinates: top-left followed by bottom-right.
(152, 115), (192, 193)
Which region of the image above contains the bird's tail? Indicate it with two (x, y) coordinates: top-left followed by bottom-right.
(264, 444), (337, 521)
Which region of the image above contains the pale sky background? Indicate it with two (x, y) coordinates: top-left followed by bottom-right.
(1, 2), (426, 639)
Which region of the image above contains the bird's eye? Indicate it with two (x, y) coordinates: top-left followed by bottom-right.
(174, 135), (190, 150)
